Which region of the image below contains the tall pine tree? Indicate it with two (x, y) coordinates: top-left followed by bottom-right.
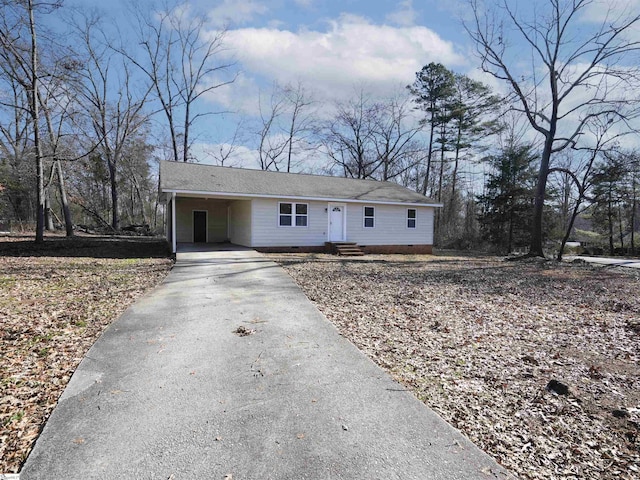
(478, 144), (537, 254)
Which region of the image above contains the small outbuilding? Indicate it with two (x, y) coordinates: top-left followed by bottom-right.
(158, 161), (442, 254)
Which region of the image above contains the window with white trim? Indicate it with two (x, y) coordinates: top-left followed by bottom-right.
(363, 206), (375, 228)
(279, 202), (308, 227)
(407, 208), (416, 228)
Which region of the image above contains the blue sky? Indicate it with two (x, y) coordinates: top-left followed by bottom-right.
(66, 0), (640, 168)
(167, 0), (476, 165)
(204, 0), (471, 109)
(54, 0), (480, 169)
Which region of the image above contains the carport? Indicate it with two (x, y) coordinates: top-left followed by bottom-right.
(164, 194), (253, 254)
(175, 197), (228, 243)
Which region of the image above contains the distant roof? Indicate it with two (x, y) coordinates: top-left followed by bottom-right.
(159, 161), (441, 206)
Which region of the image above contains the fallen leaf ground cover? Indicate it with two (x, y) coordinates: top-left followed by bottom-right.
(274, 253), (640, 480)
(0, 235), (172, 473)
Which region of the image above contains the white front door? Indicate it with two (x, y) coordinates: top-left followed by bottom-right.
(328, 203), (346, 242)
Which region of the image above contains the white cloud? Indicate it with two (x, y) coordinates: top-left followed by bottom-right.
(580, 0), (640, 23)
(194, 142), (260, 168)
(386, 0), (417, 27)
(293, 0), (315, 8)
(207, 0), (268, 27)
(218, 14), (465, 110)
(580, 0), (640, 43)
(208, 72), (264, 113)
(193, 138), (328, 173)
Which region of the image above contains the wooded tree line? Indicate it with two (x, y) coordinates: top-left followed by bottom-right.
(0, 0), (232, 240)
(1, 0), (639, 257)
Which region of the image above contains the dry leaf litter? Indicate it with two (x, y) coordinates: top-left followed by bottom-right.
(274, 253), (640, 480)
(0, 247), (171, 473)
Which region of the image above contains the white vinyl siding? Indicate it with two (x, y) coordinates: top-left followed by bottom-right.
(228, 200), (252, 247)
(252, 198), (326, 247)
(347, 204), (434, 245)
(174, 195), (435, 247)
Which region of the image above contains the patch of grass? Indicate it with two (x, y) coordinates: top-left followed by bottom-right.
(0, 276), (16, 288)
(4, 411), (24, 427)
(36, 347), (50, 358)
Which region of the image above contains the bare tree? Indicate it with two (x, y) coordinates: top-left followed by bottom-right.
(0, 0), (62, 242)
(126, 1), (235, 163)
(371, 95), (424, 181)
(254, 81), (319, 172)
(203, 119), (246, 166)
(549, 117), (627, 260)
(70, 13), (153, 231)
(280, 81), (318, 172)
(256, 86), (289, 171)
(39, 68), (77, 236)
(466, 0), (640, 256)
(324, 89), (428, 181)
(323, 90), (379, 179)
(0, 67), (34, 224)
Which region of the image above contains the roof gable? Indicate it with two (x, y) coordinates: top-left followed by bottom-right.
(159, 161), (440, 206)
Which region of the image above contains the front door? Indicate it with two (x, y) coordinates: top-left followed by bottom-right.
(328, 203), (345, 242)
(193, 211), (207, 243)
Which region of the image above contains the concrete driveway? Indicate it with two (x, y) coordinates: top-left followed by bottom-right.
(565, 255), (640, 269)
(21, 246), (511, 479)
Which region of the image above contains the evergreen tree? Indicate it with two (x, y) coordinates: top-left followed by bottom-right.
(407, 62), (455, 196)
(478, 144), (537, 254)
(591, 154), (630, 255)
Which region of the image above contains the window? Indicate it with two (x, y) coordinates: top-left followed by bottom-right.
(279, 202), (308, 227)
(295, 203), (308, 226)
(407, 208), (416, 228)
(279, 203), (292, 226)
(364, 206), (375, 228)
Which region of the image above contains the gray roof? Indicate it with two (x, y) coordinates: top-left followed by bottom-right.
(159, 161), (441, 206)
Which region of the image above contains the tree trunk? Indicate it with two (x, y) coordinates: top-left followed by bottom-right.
(451, 123), (462, 207)
(108, 158), (119, 230)
(557, 200), (582, 261)
(508, 201), (514, 254)
(55, 159), (73, 237)
(422, 114), (436, 196)
(169, 113), (179, 163)
(437, 125), (445, 203)
(183, 101), (190, 162)
(287, 119), (295, 173)
(435, 125), (446, 245)
(132, 176), (148, 225)
(28, 0), (44, 243)
(608, 193), (614, 256)
(44, 191), (54, 230)
(631, 176), (637, 255)
(529, 134), (554, 257)
(618, 205), (625, 253)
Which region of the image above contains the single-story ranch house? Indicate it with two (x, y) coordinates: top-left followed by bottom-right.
(158, 161), (442, 254)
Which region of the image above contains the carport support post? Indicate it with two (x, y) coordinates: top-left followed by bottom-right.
(172, 192), (177, 254)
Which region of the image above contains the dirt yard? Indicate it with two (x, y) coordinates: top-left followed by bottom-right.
(0, 236), (172, 473)
(273, 253), (640, 480)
